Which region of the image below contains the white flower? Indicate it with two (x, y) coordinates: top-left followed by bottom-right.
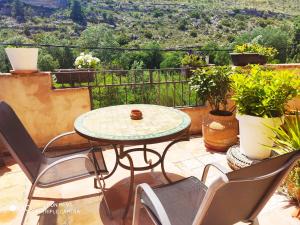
(74, 52), (100, 69)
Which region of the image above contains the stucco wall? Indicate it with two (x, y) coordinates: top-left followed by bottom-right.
(0, 72), (91, 149)
(0, 64), (299, 152)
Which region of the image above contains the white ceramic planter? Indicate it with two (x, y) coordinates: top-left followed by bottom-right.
(5, 48), (39, 71)
(237, 114), (283, 160)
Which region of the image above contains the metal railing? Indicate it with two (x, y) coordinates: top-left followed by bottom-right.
(52, 68), (203, 109)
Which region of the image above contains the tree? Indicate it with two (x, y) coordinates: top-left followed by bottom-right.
(33, 34), (75, 69)
(234, 26), (291, 63)
(38, 52), (59, 71)
(202, 42), (231, 65)
(160, 52), (183, 68)
(116, 34), (130, 46)
(289, 16), (300, 62)
(78, 25), (120, 64)
(70, 0), (87, 26)
(12, 0), (25, 23)
(141, 42), (163, 69)
(0, 47), (10, 72)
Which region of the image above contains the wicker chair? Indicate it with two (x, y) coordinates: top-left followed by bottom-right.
(132, 150), (300, 225)
(0, 101), (111, 224)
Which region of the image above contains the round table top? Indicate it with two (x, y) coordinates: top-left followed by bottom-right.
(74, 104), (191, 145)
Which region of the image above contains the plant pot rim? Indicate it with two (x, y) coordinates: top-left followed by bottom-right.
(236, 113), (283, 121)
(55, 68), (95, 71)
(209, 110), (233, 116)
(5, 47), (39, 50)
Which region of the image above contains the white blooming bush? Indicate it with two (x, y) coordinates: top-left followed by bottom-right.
(74, 52), (100, 69)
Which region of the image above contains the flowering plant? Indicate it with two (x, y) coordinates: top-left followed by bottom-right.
(181, 54), (206, 67)
(234, 43), (278, 59)
(74, 52), (100, 69)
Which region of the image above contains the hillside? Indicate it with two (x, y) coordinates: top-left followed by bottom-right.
(0, 0), (299, 72)
(0, 0), (299, 47)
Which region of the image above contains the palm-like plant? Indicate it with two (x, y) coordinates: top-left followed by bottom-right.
(269, 112), (300, 154)
(269, 111), (300, 202)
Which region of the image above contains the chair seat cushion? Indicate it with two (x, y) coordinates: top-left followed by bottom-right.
(142, 176), (207, 225)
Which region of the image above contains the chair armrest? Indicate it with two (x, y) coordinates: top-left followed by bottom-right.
(42, 131), (79, 153)
(136, 183), (172, 225)
(201, 162), (230, 183)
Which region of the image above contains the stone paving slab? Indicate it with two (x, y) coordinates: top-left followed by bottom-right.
(0, 137), (299, 225)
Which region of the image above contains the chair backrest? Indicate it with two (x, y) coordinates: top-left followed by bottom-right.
(0, 101), (43, 183)
(194, 150), (300, 225)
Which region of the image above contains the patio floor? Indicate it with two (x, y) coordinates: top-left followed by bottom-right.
(0, 136), (299, 225)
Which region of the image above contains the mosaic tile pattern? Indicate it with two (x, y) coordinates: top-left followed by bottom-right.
(75, 104), (191, 141)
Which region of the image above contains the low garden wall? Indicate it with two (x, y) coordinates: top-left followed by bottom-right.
(0, 64), (299, 152)
(0, 72), (91, 151)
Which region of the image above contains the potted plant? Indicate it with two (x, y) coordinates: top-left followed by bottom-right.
(181, 53), (207, 77)
(190, 66), (238, 151)
(268, 112), (300, 217)
(5, 47), (39, 72)
(53, 52), (100, 85)
(230, 43), (278, 66)
(230, 65), (299, 159)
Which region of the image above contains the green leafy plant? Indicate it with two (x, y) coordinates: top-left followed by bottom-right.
(181, 54), (206, 68)
(74, 52), (100, 69)
(269, 112), (300, 154)
(269, 112), (300, 200)
(190, 66), (232, 113)
(230, 65), (299, 118)
(234, 43), (278, 59)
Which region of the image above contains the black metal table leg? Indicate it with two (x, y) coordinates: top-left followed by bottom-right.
(113, 145), (135, 220)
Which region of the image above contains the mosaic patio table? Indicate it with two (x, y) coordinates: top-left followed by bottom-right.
(74, 104), (191, 219)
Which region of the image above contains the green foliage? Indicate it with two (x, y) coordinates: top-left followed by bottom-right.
(0, 47), (10, 72)
(181, 54), (206, 67)
(190, 11), (200, 19)
(38, 52), (59, 71)
(190, 31), (197, 37)
(178, 19), (188, 31)
(160, 52), (183, 68)
(33, 34), (75, 69)
(230, 65), (300, 117)
(234, 43), (278, 59)
(190, 66), (232, 112)
(268, 112), (300, 196)
(141, 42), (163, 69)
(234, 26), (291, 62)
(78, 25), (120, 64)
(70, 0), (87, 26)
(116, 34), (130, 46)
(289, 16), (300, 62)
(144, 30), (153, 39)
(153, 9), (163, 18)
(269, 112), (300, 154)
(202, 42), (231, 65)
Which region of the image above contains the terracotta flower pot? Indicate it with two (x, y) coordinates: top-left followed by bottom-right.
(202, 111), (238, 152)
(230, 53), (267, 66)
